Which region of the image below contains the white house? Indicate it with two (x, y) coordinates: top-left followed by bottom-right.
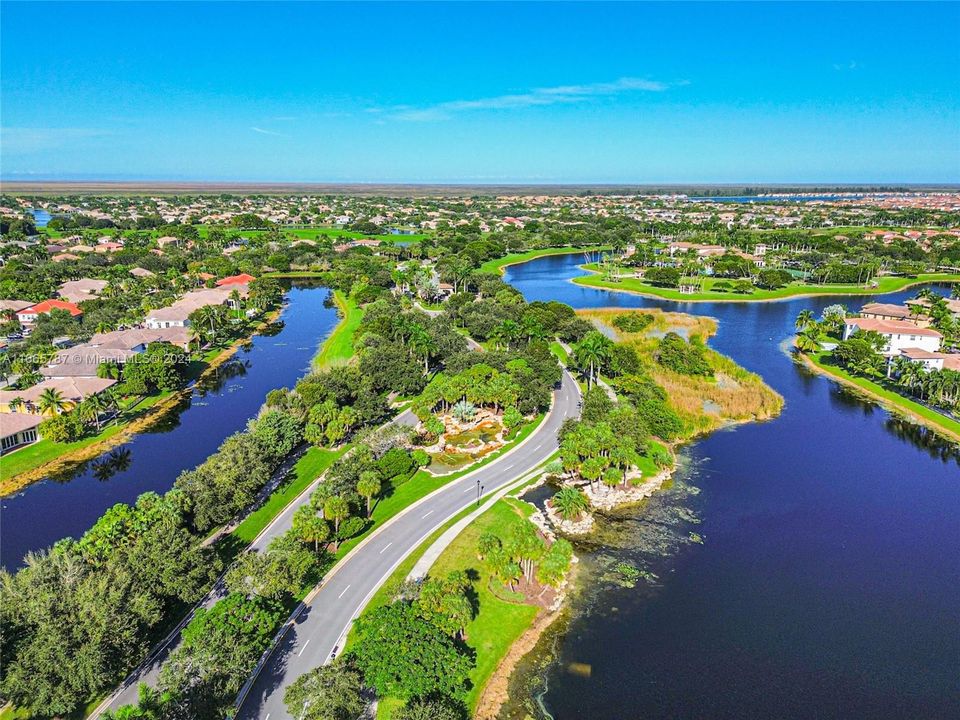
(842, 317), (942, 356)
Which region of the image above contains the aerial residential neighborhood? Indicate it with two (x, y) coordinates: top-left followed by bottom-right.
(1, 3), (959, 720)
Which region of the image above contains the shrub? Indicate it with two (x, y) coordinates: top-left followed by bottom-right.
(655, 332), (713, 377)
(39, 412), (85, 443)
(376, 446), (416, 481)
(611, 313), (654, 333)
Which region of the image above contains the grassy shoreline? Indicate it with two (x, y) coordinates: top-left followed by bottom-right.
(799, 350), (960, 443)
(479, 246), (610, 275)
(573, 263), (960, 303)
(312, 290), (363, 370)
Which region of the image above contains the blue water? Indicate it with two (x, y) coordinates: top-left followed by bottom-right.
(1, 285), (338, 570)
(29, 208), (52, 227)
(505, 255), (960, 720)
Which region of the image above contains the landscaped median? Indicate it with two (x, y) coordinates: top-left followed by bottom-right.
(574, 264), (960, 303)
(799, 349), (960, 443)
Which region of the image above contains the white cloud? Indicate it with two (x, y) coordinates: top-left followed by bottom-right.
(0, 127), (109, 154)
(833, 60), (859, 71)
(250, 126), (286, 137)
(376, 76), (683, 122)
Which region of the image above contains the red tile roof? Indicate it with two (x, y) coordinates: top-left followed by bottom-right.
(215, 273), (256, 286)
(17, 299), (83, 317)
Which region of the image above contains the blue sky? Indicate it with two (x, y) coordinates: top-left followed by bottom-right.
(2, 1), (958, 183)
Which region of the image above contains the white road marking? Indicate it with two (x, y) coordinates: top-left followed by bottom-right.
(338, 585), (351, 599)
(297, 640), (310, 657)
(422, 510), (434, 518)
(265, 714), (270, 720)
(463, 486), (474, 494)
(379, 542), (393, 553)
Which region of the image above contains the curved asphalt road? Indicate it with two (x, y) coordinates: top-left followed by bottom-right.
(236, 370), (580, 720)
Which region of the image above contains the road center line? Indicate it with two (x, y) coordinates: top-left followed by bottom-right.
(338, 585), (351, 599)
(463, 486), (474, 493)
(422, 510), (434, 518)
(379, 542), (393, 553)
(297, 640), (310, 657)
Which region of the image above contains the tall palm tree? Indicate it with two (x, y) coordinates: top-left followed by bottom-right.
(37, 388), (71, 416)
(8, 396), (25, 413)
(574, 331), (613, 388)
(795, 330), (820, 353)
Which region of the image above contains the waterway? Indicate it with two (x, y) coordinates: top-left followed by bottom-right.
(1, 284), (338, 570)
(503, 254), (960, 720)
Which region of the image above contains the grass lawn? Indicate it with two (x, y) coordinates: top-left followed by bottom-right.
(548, 340), (569, 367)
(312, 290), (364, 370)
(807, 351), (960, 440)
(575, 265), (960, 303)
(479, 246), (610, 275)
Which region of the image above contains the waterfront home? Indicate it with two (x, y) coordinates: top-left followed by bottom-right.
(896, 347), (960, 372)
(859, 302), (929, 327)
(906, 296), (960, 318)
(0, 412), (42, 454)
(144, 286), (248, 329)
(0, 376), (117, 415)
(842, 317), (942, 355)
(58, 278), (109, 304)
(89, 326), (191, 352)
(41, 346), (139, 379)
(15, 299), (83, 325)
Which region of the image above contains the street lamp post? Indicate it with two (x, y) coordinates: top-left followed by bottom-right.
(476, 478), (483, 507)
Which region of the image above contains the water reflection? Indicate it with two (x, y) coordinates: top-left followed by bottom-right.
(503, 255), (960, 720)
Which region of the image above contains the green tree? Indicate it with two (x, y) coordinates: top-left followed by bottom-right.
(350, 601), (473, 701)
(284, 659), (366, 720)
(356, 470), (382, 518)
(551, 486), (589, 521)
(292, 505), (330, 553)
(323, 496), (351, 550)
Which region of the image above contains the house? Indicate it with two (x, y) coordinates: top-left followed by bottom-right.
(144, 286), (247, 329)
(0, 377), (117, 415)
(842, 317), (942, 355)
(15, 299), (83, 325)
(0, 412), (43, 454)
(859, 302), (929, 327)
(215, 273), (256, 287)
(52, 253), (81, 263)
(895, 348), (960, 372)
(90, 326), (191, 351)
(0, 299), (33, 315)
(906, 296), (960, 318)
(437, 282), (455, 297)
(58, 278), (109, 304)
(129, 267), (155, 278)
(95, 242), (124, 253)
(41, 346), (138, 378)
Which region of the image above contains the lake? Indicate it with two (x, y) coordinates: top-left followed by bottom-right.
(1, 284), (338, 570)
(503, 253), (960, 720)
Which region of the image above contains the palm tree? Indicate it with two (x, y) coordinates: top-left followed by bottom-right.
(97, 361), (121, 380)
(552, 486), (589, 521)
(7, 396), (25, 413)
(229, 288), (243, 320)
(409, 326), (438, 374)
(37, 388), (71, 416)
(356, 471), (381, 518)
(78, 393), (109, 431)
(323, 496), (351, 551)
(795, 309), (815, 332)
(795, 330), (820, 353)
(574, 331), (613, 388)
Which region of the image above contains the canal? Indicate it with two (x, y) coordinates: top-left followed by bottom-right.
(1, 284), (338, 570)
(504, 254), (960, 720)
